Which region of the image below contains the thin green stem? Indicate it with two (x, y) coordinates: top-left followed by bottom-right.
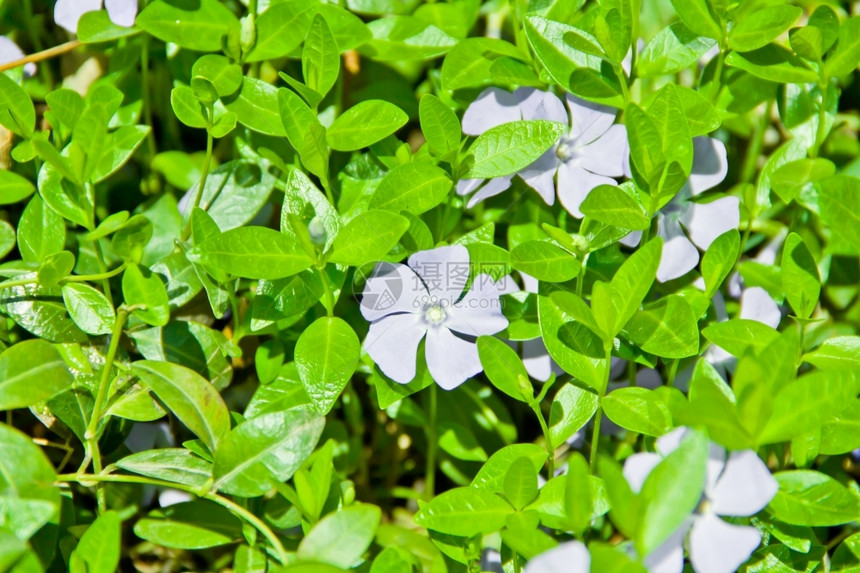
(182, 124), (215, 240)
(141, 35), (158, 164)
(739, 101), (771, 184)
(424, 384), (438, 500)
(84, 308), (128, 512)
(0, 264), (127, 290)
(318, 266), (335, 317)
(590, 344), (613, 474)
(57, 473), (289, 564)
(665, 359), (679, 388)
(810, 77), (830, 159)
(531, 402), (555, 478)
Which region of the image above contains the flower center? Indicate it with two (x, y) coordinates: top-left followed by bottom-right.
(424, 303), (447, 325)
(556, 136), (579, 162)
(696, 498), (713, 515)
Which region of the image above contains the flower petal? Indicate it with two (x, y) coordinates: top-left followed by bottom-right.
(425, 327), (482, 390)
(409, 245), (471, 302)
(573, 124), (629, 177)
(521, 337), (557, 382)
(688, 137), (728, 195)
(360, 262), (427, 322)
(557, 162), (616, 218)
(656, 426), (690, 455)
(710, 450), (778, 516)
(518, 149), (558, 205)
(525, 540), (590, 573)
(704, 442), (728, 494)
(740, 287), (781, 329)
(656, 218), (699, 283)
(465, 175), (514, 208)
(446, 274), (508, 336)
(105, 0), (138, 27)
(644, 522), (689, 573)
(679, 196), (740, 251)
(0, 37), (35, 77)
(54, 0), (102, 33)
(689, 514), (761, 573)
(461, 87), (523, 135)
(623, 452), (662, 493)
(364, 314), (426, 384)
(457, 178), (483, 196)
(520, 89), (568, 124)
(620, 230), (642, 248)
(565, 94), (616, 143)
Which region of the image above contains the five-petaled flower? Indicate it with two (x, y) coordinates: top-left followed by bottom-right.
(624, 137), (738, 283)
(623, 427), (778, 573)
(459, 87), (628, 216)
(361, 245), (508, 390)
(55, 0), (138, 34)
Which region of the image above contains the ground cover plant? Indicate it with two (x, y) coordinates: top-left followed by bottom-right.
(1, 0), (860, 571)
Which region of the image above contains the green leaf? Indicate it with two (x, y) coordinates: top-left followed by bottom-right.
(0, 221), (14, 260)
(564, 452), (593, 536)
(607, 237), (662, 336)
(538, 292), (604, 391)
(327, 210), (410, 266)
(702, 317), (780, 358)
(369, 163), (452, 215)
(0, 423), (60, 540)
(419, 94), (460, 157)
(0, 340), (73, 410)
(17, 195), (65, 263)
(0, 169), (35, 206)
(477, 336), (530, 402)
(62, 283), (116, 336)
(122, 264), (170, 327)
(192, 54), (242, 98)
(0, 281), (86, 343)
(133, 501), (242, 549)
(701, 230), (740, 297)
(326, 100), (408, 151)
(819, 176), (860, 254)
(825, 17), (860, 77)
(71, 511), (120, 573)
(136, 0), (239, 52)
(728, 6), (802, 52)
(638, 428), (708, 556)
(524, 17), (603, 93)
(297, 505), (382, 568)
(510, 240), (581, 283)
(548, 382), (599, 449)
(438, 422), (488, 462)
(223, 77), (286, 137)
(637, 22), (717, 78)
(580, 185), (651, 230)
(116, 449), (212, 489)
(295, 317), (360, 415)
(669, 0), (721, 40)
(726, 45), (818, 84)
(303, 15), (340, 98)
(38, 250), (75, 288)
(362, 16), (457, 61)
(758, 370), (860, 445)
(503, 457), (539, 510)
(191, 226), (314, 280)
(212, 407), (325, 497)
(769, 470), (860, 526)
(781, 232), (820, 319)
(414, 487), (513, 536)
(441, 37), (527, 92)
(247, 0), (316, 62)
(111, 214), (153, 263)
(771, 158), (836, 204)
(131, 360), (230, 451)
(463, 120), (566, 179)
(472, 444), (547, 493)
(603, 387), (673, 437)
(805, 336), (860, 370)
(0, 74), (35, 138)
(624, 295), (699, 359)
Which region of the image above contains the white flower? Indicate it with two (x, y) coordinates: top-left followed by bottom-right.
(0, 36), (36, 77)
(55, 0), (138, 34)
(526, 540), (590, 573)
(623, 137), (738, 283)
(459, 87), (628, 216)
(623, 427), (778, 573)
(361, 245), (508, 390)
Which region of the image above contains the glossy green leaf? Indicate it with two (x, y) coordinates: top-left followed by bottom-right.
(414, 487), (512, 536)
(603, 387), (673, 437)
(61, 282), (115, 336)
(295, 317), (360, 415)
(503, 457), (539, 510)
(191, 226), (314, 280)
(419, 94), (461, 157)
(136, 0), (239, 52)
(509, 240), (581, 283)
(327, 100), (408, 151)
(781, 232), (820, 319)
(297, 504), (381, 568)
(122, 264), (170, 327)
(769, 471), (860, 526)
(0, 340), (73, 411)
(133, 501), (242, 549)
(463, 120), (566, 179)
(327, 210), (410, 266)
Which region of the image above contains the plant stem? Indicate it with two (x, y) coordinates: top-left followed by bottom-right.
(0, 264), (127, 290)
(182, 125), (214, 240)
(140, 35), (158, 164)
(83, 308), (128, 512)
(665, 359), (679, 388)
(531, 402), (555, 478)
(424, 384), (438, 500)
(92, 237), (115, 307)
(589, 344), (613, 474)
(318, 266), (335, 317)
(739, 101), (771, 184)
(810, 77), (830, 158)
(57, 473), (289, 564)
(0, 40), (81, 74)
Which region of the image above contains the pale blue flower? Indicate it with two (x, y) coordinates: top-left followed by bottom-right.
(459, 87), (628, 216)
(55, 0), (138, 34)
(623, 427), (778, 573)
(0, 36), (35, 77)
(361, 245), (508, 390)
(526, 540), (590, 573)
